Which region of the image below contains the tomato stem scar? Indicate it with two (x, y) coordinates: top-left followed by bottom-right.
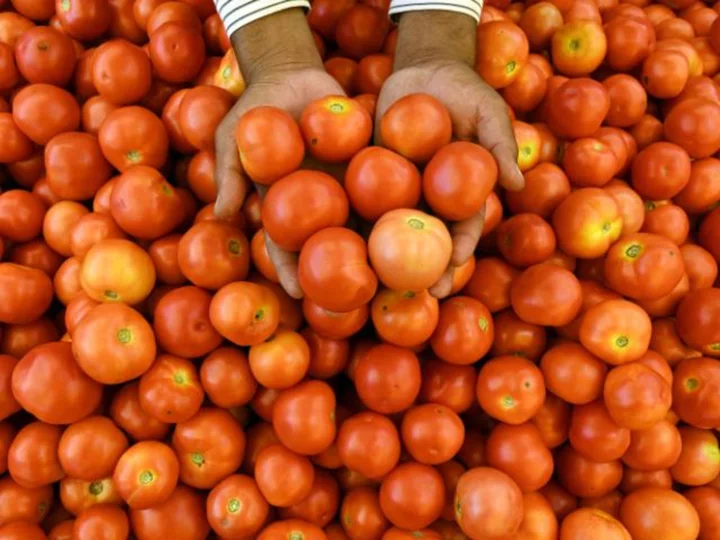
(407, 218), (425, 230)
(227, 498), (241, 513)
(615, 336), (629, 348)
(117, 328), (132, 344)
(139, 470), (154, 485)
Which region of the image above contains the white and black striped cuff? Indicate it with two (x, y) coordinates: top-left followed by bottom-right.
(213, 0), (311, 38)
(389, 0), (483, 22)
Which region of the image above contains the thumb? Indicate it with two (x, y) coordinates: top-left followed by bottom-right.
(214, 116), (247, 218)
(476, 109), (525, 192)
(264, 234), (304, 300)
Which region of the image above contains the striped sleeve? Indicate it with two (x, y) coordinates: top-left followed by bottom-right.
(213, 0), (311, 38)
(389, 0), (483, 22)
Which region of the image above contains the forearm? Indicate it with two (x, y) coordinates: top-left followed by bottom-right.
(393, 10), (478, 70)
(213, 1), (321, 84)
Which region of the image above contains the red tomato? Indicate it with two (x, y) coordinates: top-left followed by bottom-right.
(540, 342), (607, 405)
(335, 4), (390, 60)
(206, 474), (269, 538)
(511, 263), (583, 326)
(14, 26), (76, 86)
(12, 84), (80, 145)
(91, 39), (152, 107)
(370, 288), (438, 348)
(547, 78), (610, 139)
(7, 421), (63, 489)
(430, 296), (494, 365)
(129, 484), (210, 540)
(113, 441), (179, 509)
(58, 416), (128, 482)
(55, 0), (111, 40)
(45, 132), (113, 201)
(354, 343), (421, 414)
(619, 488), (700, 539)
(110, 382), (170, 442)
(379, 462), (444, 530)
(209, 281), (280, 346)
(337, 411), (400, 480)
(604, 362), (672, 430)
(148, 22), (205, 83)
(0, 113), (33, 164)
(99, 106), (169, 171)
(477, 355), (546, 424)
(0, 190), (46, 243)
(248, 330), (310, 390)
(178, 85), (234, 152)
(138, 354), (204, 423)
(477, 21), (529, 88)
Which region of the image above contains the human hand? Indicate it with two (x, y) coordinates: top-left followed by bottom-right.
(214, 67), (345, 299)
(376, 59), (525, 298)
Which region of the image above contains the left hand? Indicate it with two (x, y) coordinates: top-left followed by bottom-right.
(376, 60), (525, 298)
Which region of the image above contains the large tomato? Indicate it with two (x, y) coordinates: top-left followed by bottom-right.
(551, 20), (607, 77)
(547, 78), (610, 139)
(604, 362), (672, 430)
(497, 213), (556, 267)
(486, 422), (554, 492)
(7, 421), (64, 489)
(113, 441), (179, 509)
(55, 0), (112, 40)
(172, 407), (245, 490)
(148, 22), (206, 83)
(73, 504), (130, 539)
(401, 404), (464, 466)
(0, 190), (46, 244)
(511, 263), (583, 326)
(0, 476), (53, 526)
(12, 84), (79, 145)
(298, 227), (378, 312)
(129, 484), (209, 539)
(631, 142), (692, 200)
(540, 342), (607, 405)
(254, 443), (315, 507)
(45, 132), (113, 201)
(354, 343), (421, 414)
(11, 341), (103, 425)
(619, 488), (700, 539)
(178, 85), (234, 152)
(334, 4), (390, 59)
(138, 354), (204, 424)
(14, 26), (76, 86)
(379, 461), (445, 530)
(98, 106), (169, 171)
(58, 416), (128, 481)
(476, 21), (529, 88)
(91, 39), (152, 106)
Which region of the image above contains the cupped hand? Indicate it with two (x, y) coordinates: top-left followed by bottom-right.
(214, 67), (345, 299)
(376, 60), (525, 298)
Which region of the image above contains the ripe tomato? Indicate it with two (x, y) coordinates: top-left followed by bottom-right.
(254, 444), (314, 507)
(511, 263), (583, 326)
(353, 53), (392, 94)
(674, 157), (720, 214)
(177, 85), (233, 152)
(138, 354), (204, 423)
(672, 357), (720, 429)
(532, 393), (571, 449)
(463, 257), (518, 313)
(55, 0), (111, 40)
(72, 302), (156, 384)
(334, 4), (390, 59)
(92, 39), (152, 106)
(11, 341), (102, 425)
(669, 427), (720, 486)
(556, 445), (623, 499)
(492, 309), (548, 360)
(248, 330), (310, 389)
(354, 343), (421, 414)
(9, 240), (63, 279)
(0, 190), (46, 243)
(379, 462), (445, 530)
(562, 138), (618, 187)
(604, 233), (684, 301)
(551, 20), (607, 76)
(506, 163), (570, 218)
(430, 296), (493, 365)
(336, 412), (400, 480)
(379, 94), (452, 164)
(80, 238), (157, 304)
(303, 297), (368, 339)
(129, 484), (210, 540)
(622, 419), (682, 471)
(300, 96), (372, 163)
(502, 62), (549, 113)
(273, 380), (336, 455)
(113, 441), (179, 509)
(631, 142), (691, 200)
(604, 362), (672, 430)
(540, 342), (607, 404)
(263, 170), (350, 252)
(340, 486), (390, 538)
(454, 467), (523, 538)
(69, 213), (127, 259)
(497, 213), (556, 266)
(0, 522), (47, 539)
(486, 422), (554, 492)
(400, 404), (464, 466)
(0, 113), (34, 163)
(45, 132), (113, 201)
(199, 347), (256, 410)
(53, 256), (83, 306)
(110, 382), (170, 442)
(370, 289), (438, 347)
(620, 488), (700, 539)
(172, 407), (245, 490)
(73, 504), (129, 539)
(258, 519), (326, 540)
(0, 355), (20, 422)
(99, 106), (169, 171)
(476, 21), (529, 88)
(209, 281), (280, 346)
(345, 147), (421, 222)
(206, 474), (269, 538)
(477, 355), (545, 424)
(14, 26), (76, 86)
(148, 22), (205, 83)
(423, 141), (498, 221)
(419, 359), (476, 414)
(569, 400), (631, 463)
(234, 106), (305, 185)
(547, 78), (610, 139)
(12, 84), (80, 145)
(561, 508), (631, 539)
(7, 421), (63, 489)
(664, 97), (720, 158)
(58, 416), (128, 482)
(684, 487), (720, 540)
(278, 469), (340, 527)
(324, 56), (357, 94)
(214, 49), (244, 97)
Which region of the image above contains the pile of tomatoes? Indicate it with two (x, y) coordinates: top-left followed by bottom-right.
(1, 0), (720, 538)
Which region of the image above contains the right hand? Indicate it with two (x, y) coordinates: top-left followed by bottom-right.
(214, 67), (346, 299)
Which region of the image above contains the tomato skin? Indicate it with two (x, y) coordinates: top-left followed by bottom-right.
(263, 170), (350, 252)
(604, 362), (672, 430)
(430, 296), (494, 365)
(368, 209), (452, 292)
(234, 106), (305, 185)
(129, 485), (210, 540)
(511, 263), (583, 326)
(0, 190), (46, 243)
(149, 22), (205, 83)
(272, 380), (336, 456)
(13, 84), (80, 145)
(401, 404), (464, 466)
(300, 96), (373, 163)
(138, 354), (204, 424)
(110, 383), (170, 442)
(255, 444), (314, 507)
(497, 213), (557, 267)
(113, 441), (179, 510)
(99, 106), (169, 171)
(206, 474), (269, 539)
(45, 132), (113, 201)
(675, 289), (720, 357)
(454, 467), (524, 538)
(684, 487), (720, 540)
(379, 94), (452, 164)
(58, 416), (128, 481)
(0, 522), (47, 539)
(14, 26), (76, 86)
(258, 519), (326, 540)
(540, 342), (607, 405)
(200, 347), (257, 409)
(423, 142), (498, 221)
(0, 112), (34, 164)
(631, 142), (692, 200)
(672, 357), (720, 429)
(55, 0), (112, 40)
(7, 421), (64, 489)
(477, 355), (546, 424)
(378, 461), (444, 530)
(354, 343), (421, 414)
(604, 233), (684, 301)
(371, 289), (438, 348)
(69, 213), (127, 259)
(209, 281), (280, 346)
(619, 488), (700, 540)
(72, 303), (156, 384)
(335, 4), (390, 60)
(476, 21), (529, 88)
(249, 330), (310, 389)
(337, 412), (400, 480)
(12, 341), (103, 425)
(560, 507), (631, 540)
(548, 78), (610, 139)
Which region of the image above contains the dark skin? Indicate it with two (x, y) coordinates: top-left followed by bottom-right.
(214, 9), (524, 300)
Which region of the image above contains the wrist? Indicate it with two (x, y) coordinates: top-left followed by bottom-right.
(232, 8), (323, 84)
(394, 11), (477, 70)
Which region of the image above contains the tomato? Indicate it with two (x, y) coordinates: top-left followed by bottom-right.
(72, 504), (129, 539)
(685, 487), (720, 540)
(370, 289), (437, 348)
(234, 106), (305, 185)
(60, 476), (122, 516)
(58, 416), (128, 481)
(72, 303), (155, 384)
(562, 138), (618, 187)
(502, 63), (549, 113)
(14, 26), (76, 86)
(113, 441), (179, 509)
(12, 341), (102, 425)
(46, 132), (113, 202)
(518, 1), (562, 49)
(0, 475), (53, 526)
(556, 445), (623, 499)
(336, 412), (400, 481)
(476, 21), (529, 88)
(263, 170), (349, 252)
(422, 141), (498, 222)
(379, 94), (452, 164)
(477, 355), (545, 424)
(0, 191), (46, 243)
(604, 233), (684, 301)
(8, 240), (62, 280)
(0, 355), (20, 422)
(53, 256), (83, 305)
(110, 382), (170, 442)
(511, 263), (583, 326)
(55, 0), (111, 40)
(335, 4), (390, 59)
(0, 113), (33, 163)
(669, 427), (720, 486)
(254, 444), (314, 507)
(213, 49), (244, 97)
(206, 474), (268, 538)
(399, 404), (464, 466)
(12, 84), (79, 145)
(540, 342), (607, 404)
(99, 106), (169, 171)
(492, 309), (548, 360)
(674, 158), (720, 214)
(354, 343), (421, 414)
(486, 422), (554, 492)
(209, 281), (280, 346)
(80, 238), (157, 304)
(272, 380), (336, 456)
(259, 519), (326, 540)
(307, 0), (354, 39)
(663, 97), (720, 159)
(352, 53), (392, 94)
(560, 508), (631, 539)
(622, 420), (682, 471)
(551, 20), (607, 76)
(148, 22), (205, 82)
(620, 488), (700, 539)
(68, 214), (123, 259)
(631, 142), (691, 200)
(92, 178), (115, 213)
(672, 357), (720, 429)
(89, 39), (151, 108)
(138, 354), (204, 423)
(454, 467), (523, 538)
(463, 257), (518, 313)
(506, 163), (570, 219)
(497, 213), (556, 267)
(0, 522), (47, 539)
(200, 347), (257, 409)
(379, 462), (444, 530)
(303, 298), (368, 340)
(531, 393), (570, 449)
(7, 421), (63, 489)
(604, 361), (672, 430)
(570, 399), (631, 464)
(547, 78), (610, 139)
(429, 296), (493, 365)
(129, 485), (210, 540)
(248, 330), (310, 389)
(176, 85), (233, 152)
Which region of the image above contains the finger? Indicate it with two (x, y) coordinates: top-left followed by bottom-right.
(429, 266), (454, 299)
(476, 107), (525, 192)
(214, 116), (248, 219)
(264, 233), (303, 299)
(450, 205), (486, 267)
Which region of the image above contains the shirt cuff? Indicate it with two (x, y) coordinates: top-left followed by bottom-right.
(389, 0), (483, 22)
(213, 0), (311, 38)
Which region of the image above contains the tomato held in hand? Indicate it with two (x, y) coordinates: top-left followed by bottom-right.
(368, 209), (452, 292)
(299, 227), (378, 313)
